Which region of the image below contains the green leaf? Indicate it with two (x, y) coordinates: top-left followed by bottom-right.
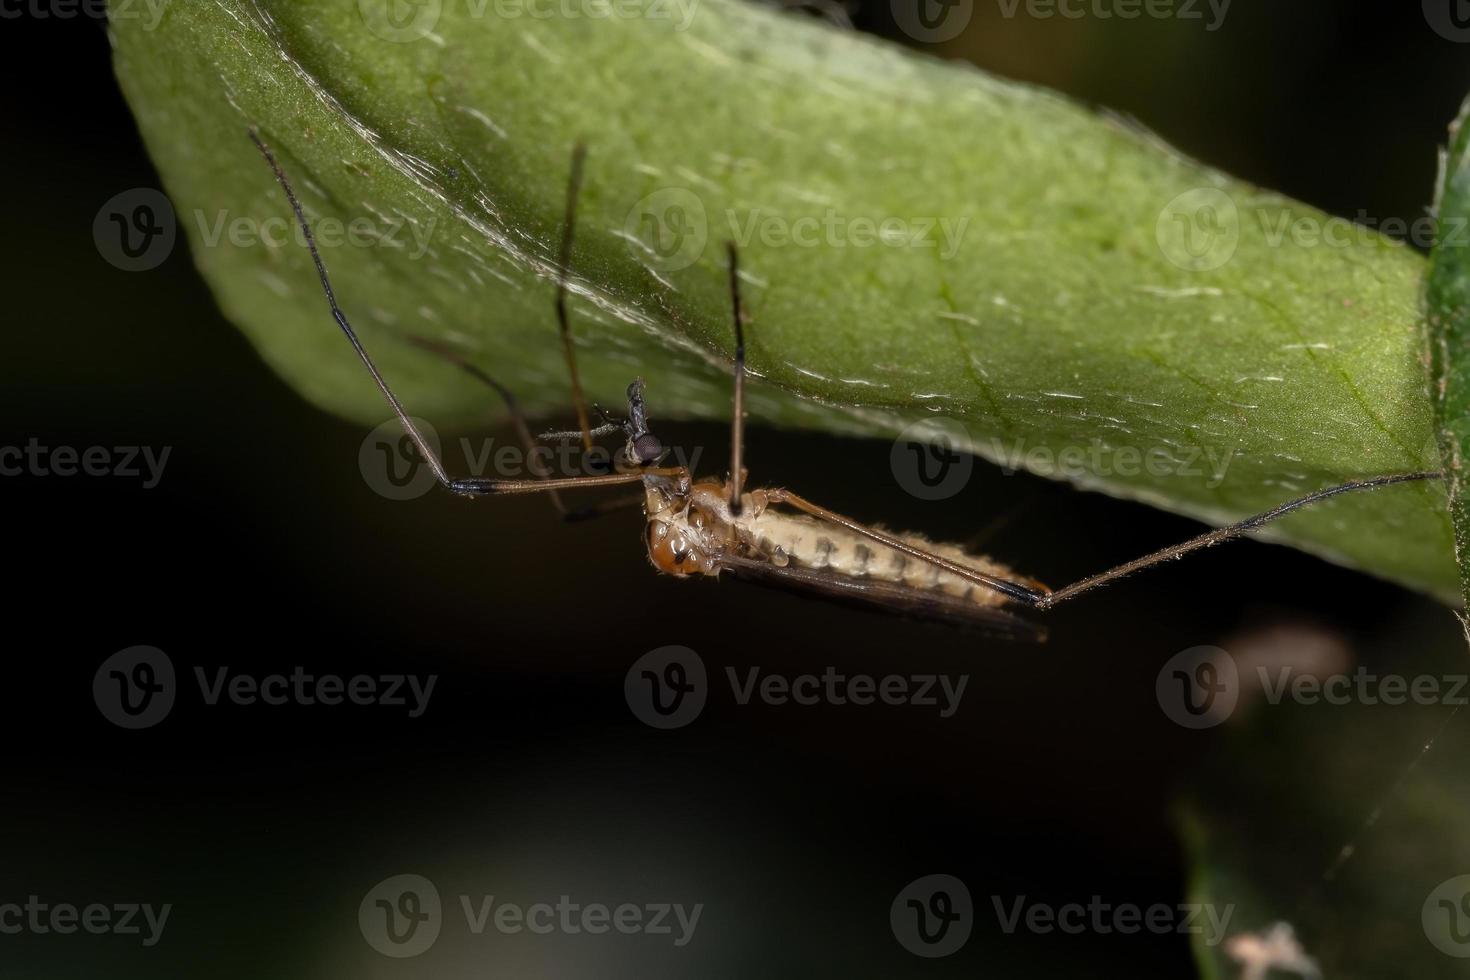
(110, 0), (1452, 595)
(1426, 98), (1470, 609)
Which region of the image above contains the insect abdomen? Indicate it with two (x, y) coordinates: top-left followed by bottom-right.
(739, 512), (1023, 607)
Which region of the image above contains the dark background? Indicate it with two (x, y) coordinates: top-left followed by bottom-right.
(3, 2), (1469, 977)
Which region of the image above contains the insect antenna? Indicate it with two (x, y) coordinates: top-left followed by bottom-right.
(556, 142), (596, 454)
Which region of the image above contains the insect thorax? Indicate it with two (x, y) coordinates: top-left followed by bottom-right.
(641, 478), (736, 578)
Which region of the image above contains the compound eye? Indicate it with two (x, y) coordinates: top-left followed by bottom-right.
(632, 433), (664, 464)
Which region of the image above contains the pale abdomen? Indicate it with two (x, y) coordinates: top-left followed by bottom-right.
(734, 510), (1025, 607)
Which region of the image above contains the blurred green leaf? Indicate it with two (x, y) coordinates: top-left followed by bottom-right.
(1426, 97), (1470, 609)
(1183, 616), (1470, 978)
(110, 0), (1451, 594)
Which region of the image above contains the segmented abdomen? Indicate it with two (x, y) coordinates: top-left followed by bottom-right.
(736, 511), (1023, 607)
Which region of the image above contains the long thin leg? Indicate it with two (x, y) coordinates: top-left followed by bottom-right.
(770, 471), (1442, 608)
(250, 129), (657, 499)
(556, 143), (595, 454)
(726, 241), (748, 513)
(1037, 470), (1441, 608)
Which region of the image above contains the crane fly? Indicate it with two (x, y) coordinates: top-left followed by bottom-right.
(249, 131), (1439, 641)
